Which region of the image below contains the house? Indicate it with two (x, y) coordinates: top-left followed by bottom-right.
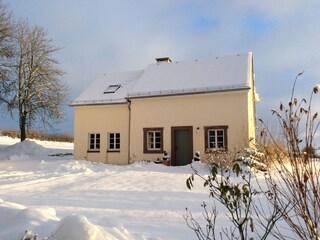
(70, 52), (257, 166)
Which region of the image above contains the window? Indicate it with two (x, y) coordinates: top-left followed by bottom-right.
(88, 133), (100, 151)
(143, 128), (163, 153)
(208, 129), (224, 149)
(104, 84), (121, 94)
(108, 132), (120, 151)
(204, 126), (228, 151)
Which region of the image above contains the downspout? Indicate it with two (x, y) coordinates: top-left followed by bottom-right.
(249, 53), (257, 147)
(127, 99), (132, 164)
(251, 55), (257, 130)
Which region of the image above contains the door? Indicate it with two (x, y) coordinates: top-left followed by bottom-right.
(171, 127), (193, 166)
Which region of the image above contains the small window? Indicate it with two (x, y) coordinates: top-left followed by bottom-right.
(108, 132), (120, 151)
(204, 126), (228, 152)
(104, 84), (121, 94)
(88, 133), (100, 151)
(143, 128), (163, 153)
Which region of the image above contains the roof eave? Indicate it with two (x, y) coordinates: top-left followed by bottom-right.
(127, 86), (250, 100)
(69, 98), (128, 107)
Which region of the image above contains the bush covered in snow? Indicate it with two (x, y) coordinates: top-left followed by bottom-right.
(236, 147), (267, 171)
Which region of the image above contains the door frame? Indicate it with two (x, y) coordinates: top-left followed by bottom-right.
(171, 126), (193, 166)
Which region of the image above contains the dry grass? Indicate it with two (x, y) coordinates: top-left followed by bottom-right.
(1, 129), (73, 142)
(202, 149), (240, 168)
(256, 137), (288, 168)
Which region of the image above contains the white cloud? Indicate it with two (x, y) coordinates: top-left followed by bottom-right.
(3, 0), (320, 137)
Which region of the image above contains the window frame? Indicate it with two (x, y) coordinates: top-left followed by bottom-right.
(143, 128), (164, 153)
(204, 126), (228, 152)
(88, 133), (100, 152)
(108, 132), (120, 152)
(104, 84), (121, 94)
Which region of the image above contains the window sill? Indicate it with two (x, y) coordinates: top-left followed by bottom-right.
(107, 150), (120, 153)
(87, 150), (100, 153)
(206, 149), (226, 153)
(144, 150), (163, 154)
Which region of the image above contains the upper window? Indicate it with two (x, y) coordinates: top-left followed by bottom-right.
(204, 126), (228, 152)
(108, 132), (120, 151)
(143, 128), (163, 153)
(88, 133), (100, 151)
(104, 84), (121, 94)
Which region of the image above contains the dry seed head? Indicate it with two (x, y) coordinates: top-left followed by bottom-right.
(280, 103), (284, 110)
(290, 116), (298, 123)
(297, 71), (304, 76)
(313, 84), (320, 93)
(313, 112), (318, 120)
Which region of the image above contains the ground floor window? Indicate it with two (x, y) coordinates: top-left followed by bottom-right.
(88, 133), (100, 151)
(204, 126), (228, 151)
(143, 128), (163, 153)
(108, 132), (120, 151)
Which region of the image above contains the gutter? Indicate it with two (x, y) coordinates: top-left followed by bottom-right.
(127, 100), (132, 164)
(69, 100), (127, 107)
(127, 86), (250, 100)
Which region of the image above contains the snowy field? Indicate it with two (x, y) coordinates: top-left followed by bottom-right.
(0, 136), (214, 240)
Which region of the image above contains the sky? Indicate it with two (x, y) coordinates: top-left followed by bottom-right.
(1, 1), (320, 138)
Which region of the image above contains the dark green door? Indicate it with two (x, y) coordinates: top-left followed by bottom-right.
(172, 127), (193, 166)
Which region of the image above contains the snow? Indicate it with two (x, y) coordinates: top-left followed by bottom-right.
(0, 200), (59, 239)
(71, 53), (252, 106)
(129, 53), (251, 98)
(0, 136), (297, 239)
(0, 136), (212, 239)
(72, 70), (143, 105)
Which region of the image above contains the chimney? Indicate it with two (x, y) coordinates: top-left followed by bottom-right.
(156, 57), (172, 63)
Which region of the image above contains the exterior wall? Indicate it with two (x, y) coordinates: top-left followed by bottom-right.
(129, 90), (251, 162)
(73, 104), (129, 165)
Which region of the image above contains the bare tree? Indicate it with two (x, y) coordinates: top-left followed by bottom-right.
(0, 0), (14, 101)
(0, 1), (13, 58)
(1, 20), (68, 141)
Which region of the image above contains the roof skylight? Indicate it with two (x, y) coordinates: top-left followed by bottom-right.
(104, 84), (121, 94)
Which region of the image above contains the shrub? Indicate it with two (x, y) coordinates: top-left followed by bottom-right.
(236, 147), (267, 171)
(185, 160), (284, 240)
(260, 73), (320, 240)
(201, 149), (240, 169)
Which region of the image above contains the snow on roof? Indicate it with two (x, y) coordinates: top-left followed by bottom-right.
(71, 53), (253, 106)
(71, 70), (144, 105)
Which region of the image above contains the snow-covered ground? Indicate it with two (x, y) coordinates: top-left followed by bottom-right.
(0, 136), (213, 240)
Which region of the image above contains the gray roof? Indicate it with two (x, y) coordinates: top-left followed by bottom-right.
(71, 52), (253, 106)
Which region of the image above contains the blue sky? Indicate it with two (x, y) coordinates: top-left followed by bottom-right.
(1, 1), (320, 139)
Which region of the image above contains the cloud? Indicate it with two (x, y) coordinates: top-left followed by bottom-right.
(2, 0), (320, 138)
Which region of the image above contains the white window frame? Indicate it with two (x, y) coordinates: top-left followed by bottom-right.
(204, 126), (228, 152)
(148, 131), (161, 150)
(208, 129), (225, 150)
(88, 133), (100, 151)
(143, 128), (163, 153)
(108, 132), (120, 152)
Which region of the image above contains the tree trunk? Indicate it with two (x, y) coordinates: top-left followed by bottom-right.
(19, 114), (26, 141)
